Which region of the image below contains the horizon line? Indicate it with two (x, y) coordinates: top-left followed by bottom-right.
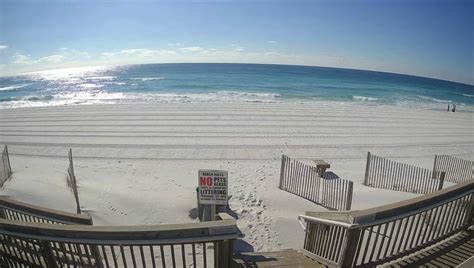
(2, 62), (473, 87)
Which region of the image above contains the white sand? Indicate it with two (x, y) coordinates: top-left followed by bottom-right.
(0, 102), (472, 251)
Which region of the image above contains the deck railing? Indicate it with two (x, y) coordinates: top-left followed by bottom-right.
(433, 155), (473, 184)
(279, 154), (353, 211)
(0, 211), (239, 268)
(364, 152), (445, 194)
(0, 196), (92, 225)
(299, 180), (474, 267)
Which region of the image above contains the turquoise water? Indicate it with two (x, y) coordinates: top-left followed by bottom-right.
(0, 63), (473, 109)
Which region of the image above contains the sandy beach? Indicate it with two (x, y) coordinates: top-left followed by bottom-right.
(0, 102), (472, 251)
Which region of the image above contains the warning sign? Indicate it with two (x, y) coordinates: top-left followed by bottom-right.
(198, 170), (228, 205)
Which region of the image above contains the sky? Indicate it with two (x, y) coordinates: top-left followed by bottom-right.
(0, 0), (473, 85)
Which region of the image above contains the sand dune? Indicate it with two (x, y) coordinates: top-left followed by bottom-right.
(0, 102), (472, 251)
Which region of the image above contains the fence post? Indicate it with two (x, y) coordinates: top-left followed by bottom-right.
(339, 228), (361, 267)
(196, 187), (203, 221)
(279, 154), (285, 189)
(68, 149), (81, 214)
(432, 155), (438, 179)
(363, 152), (371, 185)
(438, 171), (445, 191)
(346, 181), (354, 211)
(5, 145), (11, 177)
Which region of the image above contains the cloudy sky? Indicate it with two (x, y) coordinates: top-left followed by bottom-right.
(0, 0), (473, 84)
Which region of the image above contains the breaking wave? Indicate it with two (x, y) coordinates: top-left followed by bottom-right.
(130, 77), (165, 81)
(353, 95), (378, 101)
(417, 95), (452, 103)
(0, 84), (30, 91)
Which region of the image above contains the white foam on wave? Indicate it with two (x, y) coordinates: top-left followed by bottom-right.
(54, 90), (127, 101)
(417, 95), (452, 103)
(353, 95), (378, 101)
(136, 91), (282, 103)
(85, 76), (117, 81)
(462, 93), (474, 98)
(0, 90), (283, 108)
(0, 90), (127, 109)
(130, 77), (165, 81)
(79, 83), (105, 89)
(0, 84), (30, 91)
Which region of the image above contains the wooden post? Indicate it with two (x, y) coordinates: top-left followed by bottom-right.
(346, 181), (354, 211)
(339, 228), (361, 267)
(40, 241), (58, 268)
(438, 171), (445, 191)
(69, 149), (81, 214)
(211, 204), (217, 221)
(432, 155), (438, 179)
(279, 154), (285, 189)
(215, 239), (232, 268)
(363, 152), (371, 185)
(196, 187), (203, 221)
(5, 145), (11, 177)
(90, 246), (104, 268)
(0, 207), (6, 219)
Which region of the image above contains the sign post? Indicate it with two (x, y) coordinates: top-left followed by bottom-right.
(198, 170), (228, 221)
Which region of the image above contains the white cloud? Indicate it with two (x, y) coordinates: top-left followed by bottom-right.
(13, 53), (66, 65)
(13, 54), (33, 64)
(103, 48), (177, 58)
(38, 54), (66, 63)
(179, 46), (205, 52)
(268, 41), (277, 44)
(0, 45), (8, 50)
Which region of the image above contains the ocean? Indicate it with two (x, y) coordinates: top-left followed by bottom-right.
(0, 63), (473, 109)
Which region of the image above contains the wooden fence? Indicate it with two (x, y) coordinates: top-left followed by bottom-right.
(66, 149), (81, 214)
(0, 145), (12, 188)
(279, 154), (353, 211)
(299, 179), (474, 267)
(0, 197), (239, 268)
(364, 152), (445, 194)
(433, 155), (473, 184)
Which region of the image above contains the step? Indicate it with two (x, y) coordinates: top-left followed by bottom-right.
(233, 249), (324, 267)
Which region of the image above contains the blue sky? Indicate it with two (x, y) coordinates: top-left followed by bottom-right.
(0, 0), (473, 84)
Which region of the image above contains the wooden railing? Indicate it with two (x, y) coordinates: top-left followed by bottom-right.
(364, 152), (445, 194)
(0, 197), (240, 267)
(434, 155), (473, 184)
(0, 212), (239, 268)
(279, 154), (353, 211)
(299, 180), (474, 267)
(0, 145), (12, 188)
(0, 196), (92, 225)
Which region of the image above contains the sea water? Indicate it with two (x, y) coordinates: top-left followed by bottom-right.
(0, 63), (473, 109)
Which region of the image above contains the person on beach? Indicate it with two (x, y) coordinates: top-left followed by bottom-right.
(447, 104), (450, 111)
(452, 104), (456, 112)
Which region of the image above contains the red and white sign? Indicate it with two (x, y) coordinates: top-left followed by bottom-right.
(198, 170), (228, 205)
